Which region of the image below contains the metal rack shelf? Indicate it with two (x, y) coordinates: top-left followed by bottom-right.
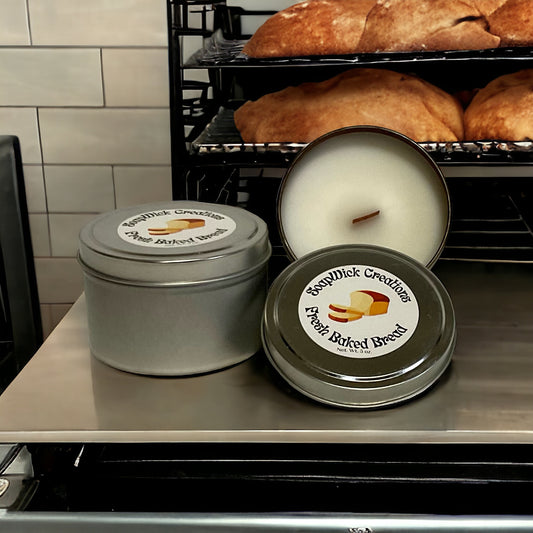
(187, 29), (533, 68)
(191, 107), (533, 164)
(168, 0), (533, 264)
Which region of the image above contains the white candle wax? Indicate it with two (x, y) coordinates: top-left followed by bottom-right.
(279, 130), (449, 266)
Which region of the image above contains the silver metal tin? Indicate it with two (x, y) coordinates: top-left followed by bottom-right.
(277, 126), (451, 268)
(79, 201), (271, 376)
(262, 244), (456, 409)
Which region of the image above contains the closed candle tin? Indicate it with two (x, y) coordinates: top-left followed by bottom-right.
(79, 201), (271, 376)
(278, 126), (451, 268)
(262, 244), (456, 409)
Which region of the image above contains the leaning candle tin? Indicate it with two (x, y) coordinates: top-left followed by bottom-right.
(262, 244), (456, 409)
(278, 126), (451, 268)
(79, 201), (271, 376)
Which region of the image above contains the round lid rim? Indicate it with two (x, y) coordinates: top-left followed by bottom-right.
(262, 243), (456, 407)
(78, 201), (271, 284)
(79, 201), (268, 260)
(276, 125), (451, 268)
(265, 244), (448, 377)
(264, 328), (455, 409)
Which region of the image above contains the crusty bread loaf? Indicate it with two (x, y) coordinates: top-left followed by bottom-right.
(488, 0), (533, 46)
(464, 69), (533, 140)
(470, 0), (507, 17)
(358, 0), (500, 52)
(243, 0), (533, 57)
(242, 0), (376, 58)
(234, 68), (464, 143)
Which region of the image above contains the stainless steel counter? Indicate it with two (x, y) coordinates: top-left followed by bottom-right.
(0, 260), (532, 444)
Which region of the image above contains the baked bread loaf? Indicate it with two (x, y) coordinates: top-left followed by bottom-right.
(242, 0), (376, 58)
(358, 0), (500, 52)
(488, 0), (533, 46)
(464, 69), (533, 140)
(470, 0), (507, 17)
(242, 0), (533, 57)
(234, 68), (464, 143)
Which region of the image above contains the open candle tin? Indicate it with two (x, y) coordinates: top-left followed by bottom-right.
(277, 126), (451, 268)
(79, 201), (271, 376)
(263, 126), (456, 408)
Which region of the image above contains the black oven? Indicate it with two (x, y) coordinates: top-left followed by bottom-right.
(1, 2), (533, 530)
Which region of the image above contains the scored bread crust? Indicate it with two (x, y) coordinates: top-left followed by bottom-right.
(242, 0), (376, 58)
(469, 0), (507, 17)
(488, 0), (533, 46)
(464, 69), (533, 140)
(357, 0), (501, 52)
(234, 68), (465, 143)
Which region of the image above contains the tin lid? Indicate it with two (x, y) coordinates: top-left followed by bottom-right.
(78, 201), (271, 285)
(278, 126), (450, 268)
(262, 244), (456, 409)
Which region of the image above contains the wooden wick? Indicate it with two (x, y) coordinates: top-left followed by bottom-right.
(352, 210), (380, 225)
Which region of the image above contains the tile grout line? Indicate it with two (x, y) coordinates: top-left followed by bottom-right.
(34, 108), (53, 258)
(24, 0), (32, 45)
(99, 48), (106, 108)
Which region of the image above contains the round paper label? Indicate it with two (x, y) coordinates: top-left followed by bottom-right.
(117, 208), (236, 248)
(298, 264), (419, 358)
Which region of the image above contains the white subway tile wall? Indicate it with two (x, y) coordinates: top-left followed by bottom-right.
(39, 108), (171, 164)
(102, 49), (170, 107)
(0, 48), (104, 106)
(28, 214), (51, 257)
(34, 258), (85, 303)
(114, 166), (172, 208)
(0, 0), (30, 45)
(0, 0), (172, 338)
(28, 0), (168, 46)
(44, 166), (116, 213)
(49, 213), (103, 257)
(22, 165), (46, 212)
(0, 108), (41, 163)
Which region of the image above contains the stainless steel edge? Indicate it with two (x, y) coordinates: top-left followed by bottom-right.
(0, 260), (532, 444)
(2, 512), (533, 532)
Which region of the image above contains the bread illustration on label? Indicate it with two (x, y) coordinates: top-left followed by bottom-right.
(328, 290), (390, 323)
(148, 218), (205, 236)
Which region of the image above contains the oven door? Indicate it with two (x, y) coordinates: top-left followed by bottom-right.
(2, 513), (533, 532)
(3, 440), (533, 532)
